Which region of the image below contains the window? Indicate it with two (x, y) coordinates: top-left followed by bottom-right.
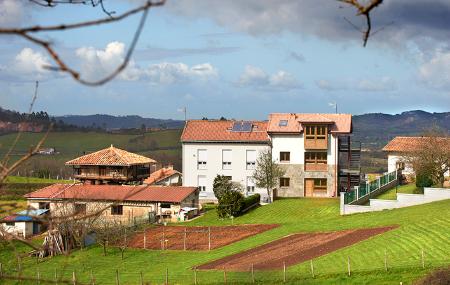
(6, 222), (15, 226)
(280, 152), (290, 162)
(246, 177), (255, 193)
(246, 150), (256, 170)
(305, 152), (327, 164)
(197, 149), (207, 169)
(222, 150), (232, 170)
(38, 202), (50, 209)
(198, 175), (207, 192)
(314, 179), (327, 191)
(280, 177), (290, 187)
(279, 120), (288, 127)
(74, 203), (86, 215)
(111, 205), (123, 215)
(305, 125), (327, 140)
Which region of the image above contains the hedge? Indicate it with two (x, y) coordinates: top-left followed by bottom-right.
(239, 194), (260, 214)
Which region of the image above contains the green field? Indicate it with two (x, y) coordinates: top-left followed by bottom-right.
(1, 198), (449, 284)
(375, 184), (423, 200)
(0, 130), (183, 178)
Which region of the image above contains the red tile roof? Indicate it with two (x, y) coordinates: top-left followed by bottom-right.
(383, 136), (450, 152)
(144, 167), (181, 185)
(267, 113), (352, 134)
(24, 184), (197, 203)
(181, 120), (269, 143)
(65, 145), (156, 166)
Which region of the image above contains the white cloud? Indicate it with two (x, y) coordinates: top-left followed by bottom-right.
(238, 65), (301, 91)
(0, 0), (26, 27)
(76, 41), (218, 84)
(316, 77), (397, 92)
(0, 47), (52, 81)
(418, 49), (450, 89)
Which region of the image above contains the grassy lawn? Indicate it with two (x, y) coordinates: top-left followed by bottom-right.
(4, 176), (73, 184)
(1, 198), (449, 284)
(375, 184), (423, 200)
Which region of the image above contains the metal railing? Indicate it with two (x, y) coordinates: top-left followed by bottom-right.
(344, 170), (398, 204)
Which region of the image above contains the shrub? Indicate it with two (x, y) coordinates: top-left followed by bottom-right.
(239, 194), (260, 214)
(217, 190), (243, 218)
(416, 172), (433, 188)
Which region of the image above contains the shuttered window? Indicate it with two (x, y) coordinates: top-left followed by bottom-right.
(246, 176), (255, 192)
(246, 150), (256, 169)
(222, 149), (232, 170)
(198, 175), (207, 191)
(197, 149), (207, 169)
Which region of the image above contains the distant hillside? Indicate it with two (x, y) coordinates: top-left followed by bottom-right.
(352, 110), (450, 149)
(54, 114), (185, 130)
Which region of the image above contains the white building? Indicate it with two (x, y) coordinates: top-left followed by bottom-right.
(0, 209), (49, 238)
(181, 113), (356, 201)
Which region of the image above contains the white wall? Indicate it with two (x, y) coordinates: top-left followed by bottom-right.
(182, 143), (269, 200)
(0, 221), (33, 238)
(271, 133), (337, 165)
(387, 154), (414, 175)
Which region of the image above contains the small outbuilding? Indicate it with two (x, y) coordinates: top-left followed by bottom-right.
(0, 209), (49, 238)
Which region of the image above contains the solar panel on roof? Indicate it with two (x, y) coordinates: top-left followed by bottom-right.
(279, 120), (288, 127)
(231, 121), (253, 132)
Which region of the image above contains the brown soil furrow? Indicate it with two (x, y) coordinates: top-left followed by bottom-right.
(197, 226), (397, 271)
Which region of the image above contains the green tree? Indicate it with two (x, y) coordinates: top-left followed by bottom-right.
(213, 175), (245, 218)
(252, 149), (285, 203)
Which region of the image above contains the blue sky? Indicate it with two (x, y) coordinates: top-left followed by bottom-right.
(0, 0), (449, 120)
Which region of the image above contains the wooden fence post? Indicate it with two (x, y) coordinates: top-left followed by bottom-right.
(90, 270), (95, 285)
(208, 227), (211, 251)
(162, 227), (165, 250)
(283, 261), (286, 283)
(184, 227), (187, 251)
(251, 264), (254, 284)
(165, 268), (168, 285)
(223, 268), (227, 284)
(384, 250), (388, 271)
(72, 271), (76, 285)
(421, 249), (425, 269)
(143, 233), (147, 249)
(54, 268), (58, 285)
(37, 268), (41, 285)
(115, 269), (120, 285)
(194, 267), (197, 285)
(310, 260), (315, 278)
(347, 256), (351, 277)
(0, 263), (2, 278)
(140, 272), (143, 285)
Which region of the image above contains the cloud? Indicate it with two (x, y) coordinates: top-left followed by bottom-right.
(76, 41), (218, 84)
(418, 49), (450, 89)
(316, 77), (397, 92)
(288, 51), (305, 62)
(0, 0), (26, 27)
(167, 0), (450, 48)
(0, 47), (53, 81)
(238, 65), (301, 91)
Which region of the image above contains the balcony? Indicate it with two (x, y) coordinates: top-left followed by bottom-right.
(305, 163), (327, 172)
(304, 138), (328, 150)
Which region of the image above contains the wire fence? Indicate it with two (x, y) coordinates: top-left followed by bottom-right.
(344, 170), (398, 204)
(0, 246), (448, 284)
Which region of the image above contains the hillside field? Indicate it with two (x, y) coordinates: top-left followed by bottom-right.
(0, 129), (183, 178)
(1, 198), (449, 284)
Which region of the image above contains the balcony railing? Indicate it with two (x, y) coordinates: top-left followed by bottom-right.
(304, 138), (328, 150)
(305, 163), (327, 172)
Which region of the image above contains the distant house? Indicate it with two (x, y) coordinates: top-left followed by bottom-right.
(181, 113), (358, 201)
(66, 145), (156, 185)
(144, 166), (182, 186)
(0, 209), (49, 238)
(37, 147), (56, 155)
(25, 184), (199, 223)
(383, 136), (450, 177)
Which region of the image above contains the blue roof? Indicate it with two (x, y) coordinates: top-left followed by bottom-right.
(2, 215), (34, 222)
(16, 209), (49, 216)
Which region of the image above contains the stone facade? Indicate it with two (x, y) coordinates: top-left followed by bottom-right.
(276, 164), (336, 198)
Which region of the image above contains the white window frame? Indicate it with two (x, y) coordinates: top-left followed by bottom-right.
(222, 149), (232, 170)
(198, 175), (207, 192)
(246, 176), (255, 193)
(197, 149), (207, 170)
(246, 150), (256, 170)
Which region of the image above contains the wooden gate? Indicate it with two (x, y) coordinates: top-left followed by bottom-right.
(305, 179), (314, 197)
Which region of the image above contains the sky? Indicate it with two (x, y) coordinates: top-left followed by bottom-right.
(0, 0), (449, 120)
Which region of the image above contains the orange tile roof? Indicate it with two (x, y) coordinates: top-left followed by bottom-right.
(181, 120), (269, 143)
(25, 184), (197, 203)
(382, 136), (450, 152)
(65, 145), (156, 166)
(267, 113), (352, 134)
(144, 167), (181, 185)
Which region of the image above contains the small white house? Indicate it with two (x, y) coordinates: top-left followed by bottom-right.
(0, 209), (49, 238)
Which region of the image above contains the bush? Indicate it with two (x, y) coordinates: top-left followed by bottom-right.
(239, 194), (260, 214)
(416, 172), (433, 188)
(217, 190), (243, 218)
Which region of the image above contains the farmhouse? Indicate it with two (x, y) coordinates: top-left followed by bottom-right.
(383, 136), (450, 177)
(24, 184), (199, 223)
(181, 113), (359, 201)
(66, 145), (156, 185)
